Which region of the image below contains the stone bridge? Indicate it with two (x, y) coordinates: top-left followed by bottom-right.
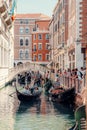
(4, 62), (51, 85)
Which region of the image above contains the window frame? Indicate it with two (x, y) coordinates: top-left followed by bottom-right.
(19, 49), (24, 59)
(38, 54), (42, 61)
(25, 38), (29, 46)
(38, 34), (42, 40)
(19, 38), (24, 46)
(25, 49), (29, 59)
(46, 54), (50, 61)
(19, 27), (24, 34)
(38, 43), (42, 50)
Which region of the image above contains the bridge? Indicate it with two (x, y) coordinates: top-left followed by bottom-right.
(0, 62), (51, 88)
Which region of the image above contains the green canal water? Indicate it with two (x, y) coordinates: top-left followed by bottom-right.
(0, 85), (75, 130)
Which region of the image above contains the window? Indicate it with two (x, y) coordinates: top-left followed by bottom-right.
(25, 50), (29, 59)
(19, 27), (24, 34)
(38, 54), (42, 61)
(25, 28), (29, 33)
(38, 34), (42, 40)
(33, 27), (36, 31)
(20, 39), (23, 46)
(20, 20), (23, 24)
(19, 50), (23, 59)
(45, 34), (49, 40)
(46, 54), (49, 61)
(25, 39), (29, 46)
(33, 44), (36, 51)
(38, 43), (42, 50)
(46, 43), (49, 50)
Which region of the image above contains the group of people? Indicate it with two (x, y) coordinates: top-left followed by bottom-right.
(54, 67), (86, 93)
(17, 66), (86, 95)
(17, 70), (43, 95)
(56, 67), (86, 80)
(43, 66), (86, 94)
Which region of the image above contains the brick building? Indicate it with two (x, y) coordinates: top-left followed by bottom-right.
(32, 19), (50, 65)
(14, 13), (50, 65)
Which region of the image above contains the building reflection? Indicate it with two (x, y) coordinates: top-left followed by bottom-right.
(16, 93), (55, 116)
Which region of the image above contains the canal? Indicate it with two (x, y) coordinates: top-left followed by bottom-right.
(0, 85), (75, 130)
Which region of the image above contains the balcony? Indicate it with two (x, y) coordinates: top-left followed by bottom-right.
(0, 1), (7, 14)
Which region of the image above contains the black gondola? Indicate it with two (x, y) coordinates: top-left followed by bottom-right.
(68, 123), (78, 130)
(15, 85), (42, 102)
(69, 105), (86, 130)
(49, 87), (75, 104)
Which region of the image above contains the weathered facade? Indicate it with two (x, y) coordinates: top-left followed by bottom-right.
(50, 0), (69, 73)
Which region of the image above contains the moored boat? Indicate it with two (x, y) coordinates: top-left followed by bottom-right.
(49, 87), (75, 104)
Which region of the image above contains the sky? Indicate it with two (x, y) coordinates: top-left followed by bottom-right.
(17, 0), (58, 17)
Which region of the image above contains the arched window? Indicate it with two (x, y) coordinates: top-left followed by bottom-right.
(19, 27), (24, 34)
(20, 39), (23, 46)
(25, 39), (29, 46)
(25, 50), (29, 59)
(19, 50), (24, 59)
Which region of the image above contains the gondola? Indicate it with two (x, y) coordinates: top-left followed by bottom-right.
(68, 105), (86, 130)
(15, 85), (42, 102)
(68, 123), (78, 130)
(49, 87), (75, 104)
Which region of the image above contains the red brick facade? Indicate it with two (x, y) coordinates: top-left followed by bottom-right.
(32, 20), (50, 65)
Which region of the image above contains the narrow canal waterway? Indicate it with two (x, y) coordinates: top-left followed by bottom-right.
(0, 85), (75, 130)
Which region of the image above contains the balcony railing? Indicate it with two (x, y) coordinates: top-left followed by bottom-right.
(59, 75), (86, 93)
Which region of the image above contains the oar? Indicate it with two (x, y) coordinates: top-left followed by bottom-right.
(9, 86), (24, 97)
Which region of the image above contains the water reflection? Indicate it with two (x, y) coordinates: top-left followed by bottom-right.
(0, 86), (75, 130)
(15, 93), (75, 130)
(16, 99), (41, 114)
